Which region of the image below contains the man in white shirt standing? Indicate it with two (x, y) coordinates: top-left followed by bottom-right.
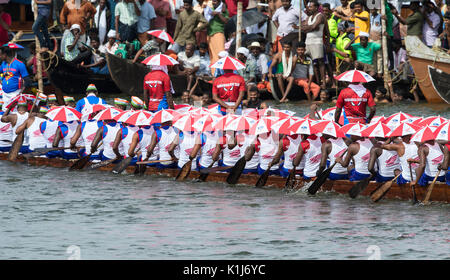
(423, 0), (442, 47)
(272, 0), (302, 53)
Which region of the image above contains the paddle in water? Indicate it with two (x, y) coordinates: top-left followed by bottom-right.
(409, 163), (418, 205)
(199, 165), (230, 175)
(255, 161), (283, 188)
(176, 160), (192, 181)
(283, 166), (297, 191)
(89, 158), (118, 170)
(226, 156), (247, 184)
(422, 170), (441, 205)
(349, 174), (375, 199)
(308, 150), (348, 195)
(112, 157), (134, 174)
(8, 132), (24, 162)
(370, 174), (401, 202)
(197, 161), (216, 182)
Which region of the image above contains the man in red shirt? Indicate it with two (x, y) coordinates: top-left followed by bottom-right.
(334, 83), (376, 124)
(143, 66), (174, 112)
(0, 5), (11, 46)
(212, 69), (246, 115)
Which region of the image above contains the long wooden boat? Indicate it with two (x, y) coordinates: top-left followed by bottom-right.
(1, 153), (448, 204)
(405, 36), (450, 104)
(428, 66), (450, 104)
(105, 53), (213, 97)
(41, 51), (121, 95)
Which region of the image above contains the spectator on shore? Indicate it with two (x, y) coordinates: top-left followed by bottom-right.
(177, 43), (200, 91)
(333, 21), (353, 71)
(440, 12), (450, 52)
(268, 41), (295, 103)
(114, 0), (140, 43)
(99, 30), (119, 55)
(237, 47), (257, 87)
(205, 0), (229, 75)
(272, 0), (301, 54)
(197, 42), (211, 77)
(342, 0), (369, 44)
(345, 32), (380, 77)
(248, 42), (269, 84)
(172, 0), (207, 53)
(393, 1), (423, 38)
(94, 0), (111, 45)
(33, 0), (52, 50)
(149, 0), (172, 30)
(81, 37), (109, 74)
(290, 41), (320, 103)
(132, 33), (165, 63)
(423, 0), (442, 47)
(136, 0), (156, 46)
(0, 5), (11, 47)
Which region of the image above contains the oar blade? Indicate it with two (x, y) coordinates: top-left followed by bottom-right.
(307, 168), (332, 195)
(349, 176), (372, 199)
(69, 154), (91, 171)
(370, 181), (393, 202)
(89, 158), (117, 170)
(255, 169), (270, 188)
(8, 132), (24, 162)
(284, 167), (296, 190)
(226, 157), (246, 185)
(112, 157), (133, 174)
(176, 161), (192, 181)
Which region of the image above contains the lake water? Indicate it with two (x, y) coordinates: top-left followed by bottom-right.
(0, 99), (448, 260)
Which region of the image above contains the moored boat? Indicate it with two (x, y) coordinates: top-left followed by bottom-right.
(2, 153), (448, 204)
(405, 36), (450, 104)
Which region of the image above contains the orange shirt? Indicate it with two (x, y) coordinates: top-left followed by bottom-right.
(60, 0), (97, 34)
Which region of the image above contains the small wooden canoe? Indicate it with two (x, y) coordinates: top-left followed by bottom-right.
(1, 153), (448, 204)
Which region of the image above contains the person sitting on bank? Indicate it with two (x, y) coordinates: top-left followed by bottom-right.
(99, 30), (119, 55)
(64, 24), (91, 65)
(268, 41), (295, 103)
(242, 85), (268, 109)
(344, 32), (380, 77)
(177, 43), (200, 91)
(81, 36), (109, 74)
(132, 32), (166, 63)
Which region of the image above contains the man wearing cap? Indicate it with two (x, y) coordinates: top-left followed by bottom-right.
(75, 84), (108, 113)
(143, 66), (174, 112)
(63, 24), (91, 64)
(177, 42), (201, 91)
(114, 98), (129, 110)
(248, 42), (269, 84)
(236, 47), (257, 87)
(1, 99), (31, 154)
(64, 96), (76, 108)
(212, 62), (246, 115)
(100, 30), (119, 55)
(344, 32), (380, 77)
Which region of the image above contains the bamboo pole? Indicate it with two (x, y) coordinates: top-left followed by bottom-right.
(298, 0), (302, 42)
(380, 0), (392, 97)
(235, 0), (243, 56)
(32, 0), (44, 93)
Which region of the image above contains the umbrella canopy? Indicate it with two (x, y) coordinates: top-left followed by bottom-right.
(415, 116), (448, 127)
(335, 70), (376, 83)
(360, 122), (391, 138)
(288, 119), (315, 135)
(114, 110), (134, 122)
(410, 126), (437, 143)
(319, 107), (345, 124)
(213, 114), (237, 131)
(81, 104), (108, 119)
(248, 118), (275, 135)
(226, 115), (258, 131)
(312, 120), (346, 138)
(210, 56), (245, 70)
(142, 54), (179, 66)
(46, 106), (81, 122)
(387, 123), (420, 137)
(93, 107), (124, 121)
(369, 115), (386, 124)
(192, 114), (221, 132)
(383, 112), (413, 127)
(173, 113), (202, 132)
(147, 30), (174, 43)
(4, 94), (32, 110)
(2, 43), (24, 49)
(434, 121), (450, 141)
(122, 110), (153, 126)
(149, 109), (180, 125)
(341, 123), (366, 136)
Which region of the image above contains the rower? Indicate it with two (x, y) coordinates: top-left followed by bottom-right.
(236, 130), (259, 174)
(316, 135), (350, 180)
(278, 133), (302, 178)
(143, 65), (174, 112)
(146, 121), (178, 169)
(168, 129), (201, 170)
(212, 130), (242, 170)
(64, 96), (76, 108)
(0, 99), (12, 152)
(335, 135), (373, 181)
(128, 125), (158, 166)
(75, 84), (107, 113)
(189, 129), (220, 170)
(16, 106), (47, 152)
(293, 133), (326, 180)
(442, 142), (449, 186)
(53, 119), (83, 159)
(0, 46), (31, 110)
(1, 98), (30, 153)
(212, 65), (246, 115)
(368, 138), (401, 182)
(334, 82), (376, 125)
(40, 116), (63, 158)
(380, 134), (419, 184)
(91, 118), (123, 161)
(412, 139), (446, 187)
(130, 96), (144, 111)
(70, 108), (104, 161)
(113, 98), (129, 111)
(245, 131), (283, 176)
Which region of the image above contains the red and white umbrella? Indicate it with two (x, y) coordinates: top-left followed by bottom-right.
(415, 116), (448, 127)
(4, 94), (34, 109)
(272, 117), (300, 135)
(319, 107), (345, 124)
(173, 113), (201, 132)
(249, 118), (274, 135)
(188, 107), (212, 116)
(370, 115), (385, 124)
(46, 106), (81, 122)
(94, 107), (124, 121)
(387, 123), (420, 137)
(259, 108), (292, 119)
(288, 118), (315, 135)
(410, 126), (437, 143)
(122, 110), (153, 126)
(312, 120), (346, 138)
(226, 115), (258, 131)
(192, 114), (221, 132)
(147, 30), (174, 44)
(434, 121), (450, 141)
(334, 70), (376, 83)
(361, 122), (391, 138)
(81, 104), (108, 116)
(210, 56), (245, 70)
(341, 123), (366, 136)
(213, 114), (237, 131)
(149, 109), (180, 125)
(114, 110), (134, 122)
(383, 112), (413, 127)
(142, 54), (179, 66)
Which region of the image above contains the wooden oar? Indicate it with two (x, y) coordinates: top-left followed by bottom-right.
(88, 158), (118, 170)
(197, 161), (216, 181)
(410, 163), (418, 205)
(136, 159), (175, 165)
(255, 160), (283, 188)
(422, 170), (441, 205)
(22, 146), (68, 158)
(111, 156), (134, 174)
(307, 150), (348, 195)
(226, 156), (247, 184)
(8, 132), (24, 162)
(175, 160), (192, 181)
(69, 143), (101, 171)
(348, 174), (375, 199)
(199, 165), (230, 175)
(283, 166), (296, 191)
(370, 174), (401, 202)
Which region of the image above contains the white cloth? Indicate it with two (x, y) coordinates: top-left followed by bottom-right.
(94, 7), (108, 44)
(2, 89), (21, 112)
(204, 2), (223, 22)
(348, 84), (367, 97)
(281, 51), (293, 78)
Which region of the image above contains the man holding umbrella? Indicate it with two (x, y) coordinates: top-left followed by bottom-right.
(334, 70), (376, 125)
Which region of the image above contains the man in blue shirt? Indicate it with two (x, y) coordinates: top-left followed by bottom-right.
(75, 84), (108, 113)
(0, 46), (31, 111)
(137, 0), (156, 45)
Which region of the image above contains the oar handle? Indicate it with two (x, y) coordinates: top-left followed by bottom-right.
(423, 170), (441, 205)
(136, 159), (173, 165)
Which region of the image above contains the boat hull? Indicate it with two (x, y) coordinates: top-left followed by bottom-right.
(2, 153), (448, 204)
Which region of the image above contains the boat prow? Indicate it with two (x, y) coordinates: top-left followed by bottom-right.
(427, 66), (450, 104)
